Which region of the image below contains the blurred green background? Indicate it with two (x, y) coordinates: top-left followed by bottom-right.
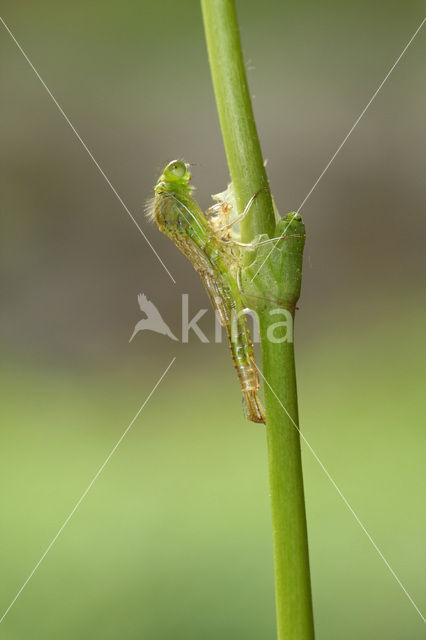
(1, 1), (425, 638)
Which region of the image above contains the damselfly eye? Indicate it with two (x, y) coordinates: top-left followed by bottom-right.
(169, 161), (186, 178)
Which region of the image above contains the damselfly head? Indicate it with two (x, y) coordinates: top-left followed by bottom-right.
(162, 160), (191, 184)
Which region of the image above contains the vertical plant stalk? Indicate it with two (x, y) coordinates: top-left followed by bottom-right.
(201, 1), (314, 639)
(200, 0), (275, 243)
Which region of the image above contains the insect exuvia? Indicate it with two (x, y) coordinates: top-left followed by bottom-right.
(147, 160), (299, 424)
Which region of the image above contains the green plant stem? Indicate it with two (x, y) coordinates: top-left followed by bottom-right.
(201, 2), (314, 638)
(260, 314), (314, 639)
(200, 0), (275, 242)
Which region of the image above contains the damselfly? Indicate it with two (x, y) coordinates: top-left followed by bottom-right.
(147, 160), (301, 424)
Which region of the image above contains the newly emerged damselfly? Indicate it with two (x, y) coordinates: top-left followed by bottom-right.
(147, 160), (301, 424)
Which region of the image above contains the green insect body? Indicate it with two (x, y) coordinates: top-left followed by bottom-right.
(147, 160), (265, 424)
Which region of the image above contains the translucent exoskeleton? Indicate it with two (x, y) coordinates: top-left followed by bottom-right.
(146, 160), (302, 424)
